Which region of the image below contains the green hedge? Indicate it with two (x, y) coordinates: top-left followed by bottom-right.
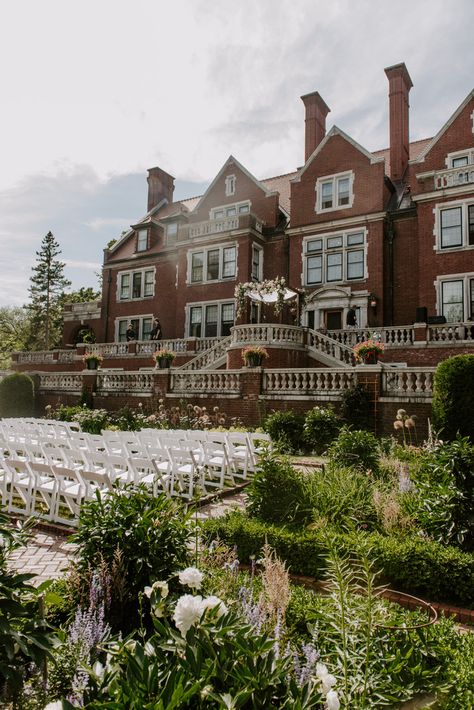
(0, 372), (35, 417)
(202, 512), (474, 608)
(432, 354), (474, 441)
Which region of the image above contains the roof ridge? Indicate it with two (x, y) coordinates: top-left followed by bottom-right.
(373, 136), (432, 154)
(260, 170), (299, 181)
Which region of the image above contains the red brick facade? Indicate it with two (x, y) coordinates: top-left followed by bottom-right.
(61, 62), (473, 356)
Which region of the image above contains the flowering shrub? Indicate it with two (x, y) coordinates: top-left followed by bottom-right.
(235, 276), (288, 316)
(353, 338), (385, 362)
(153, 348), (176, 363)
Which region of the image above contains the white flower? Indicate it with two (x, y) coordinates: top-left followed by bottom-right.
(173, 594), (204, 636)
(316, 662), (329, 679)
(325, 690), (340, 710)
(201, 595), (228, 617)
(320, 673), (337, 694)
(145, 580), (169, 599)
(178, 566), (203, 590)
(44, 703), (63, 710)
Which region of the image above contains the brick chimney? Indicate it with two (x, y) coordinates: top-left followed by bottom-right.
(384, 63), (413, 182)
(301, 91), (331, 162)
(147, 166), (175, 212)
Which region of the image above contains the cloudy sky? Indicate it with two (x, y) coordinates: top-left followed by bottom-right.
(1, 0), (473, 306)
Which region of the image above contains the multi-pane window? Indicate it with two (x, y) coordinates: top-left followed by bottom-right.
(304, 231), (366, 285)
(316, 172), (354, 212)
(117, 317), (153, 341)
(452, 156), (469, 168)
(189, 245), (236, 283)
(439, 275), (474, 322)
(251, 245), (262, 281)
(211, 202), (249, 220)
(438, 202), (474, 249)
(118, 269), (155, 300)
(187, 302), (235, 338)
(166, 222), (178, 243)
(137, 230), (148, 252)
(447, 149), (474, 168)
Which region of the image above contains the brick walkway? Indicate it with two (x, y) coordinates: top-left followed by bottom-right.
(8, 491), (248, 585)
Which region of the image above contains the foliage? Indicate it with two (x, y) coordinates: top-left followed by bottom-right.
(0, 513), (56, 704)
(339, 384), (372, 431)
(82, 352), (103, 366)
(202, 511), (474, 607)
(72, 486), (193, 630)
(153, 348), (176, 363)
(327, 426), (380, 474)
(246, 451), (312, 525)
(437, 626), (474, 709)
(0, 372), (35, 417)
(264, 410), (305, 454)
(303, 406), (342, 455)
(59, 286), (101, 306)
(402, 436), (474, 550)
(432, 354), (474, 441)
(26, 230), (71, 350)
(0, 306), (33, 369)
(242, 345), (269, 364)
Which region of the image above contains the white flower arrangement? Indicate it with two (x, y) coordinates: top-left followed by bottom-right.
(235, 277), (288, 316)
(178, 566), (203, 590)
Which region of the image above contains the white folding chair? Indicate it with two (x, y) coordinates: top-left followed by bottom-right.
(5, 459), (35, 517)
(80, 468), (114, 501)
(198, 441), (231, 491)
(167, 445), (201, 500)
(50, 465), (85, 526)
(27, 461), (59, 521)
(128, 457), (170, 495)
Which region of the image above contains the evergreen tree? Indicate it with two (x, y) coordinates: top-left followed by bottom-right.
(27, 231), (71, 349)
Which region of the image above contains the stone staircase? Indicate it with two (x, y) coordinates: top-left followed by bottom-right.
(177, 336), (230, 370)
(306, 328), (354, 367)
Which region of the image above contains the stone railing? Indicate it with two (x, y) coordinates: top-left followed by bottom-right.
(231, 324), (305, 345)
(62, 300), (101, 321)
(428, 323), (474, 343)
(178, 336), (231, 371)
(263, 368), (356, 396)
(325, 326), (414, 347)
(57, 350), (78, 363)
(189, 217), (239, 238)
(17, 351), (56, 364)
(135, 339), (188, 356)
(434, 165), (474, 190)
(171, 370), (241, 394)
(382, 368), (435, 398)
(38, 373), (83, 392)
(97, 371), (153, 393)
(195, 337), (222, 352)
(307, 329), (354, 366)
(86, 343), (129, 357)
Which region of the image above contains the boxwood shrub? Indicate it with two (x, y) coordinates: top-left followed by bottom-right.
(0, 372), (35, 417)
(432, 354), (474, 441)
(202, 511), (474, 607)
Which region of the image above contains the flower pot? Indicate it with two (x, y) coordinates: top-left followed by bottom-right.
(156, 358), (172, 369)
(362, 351), (378, 364)
(245, 354), (262, 367)
(86, 360), (98, 370)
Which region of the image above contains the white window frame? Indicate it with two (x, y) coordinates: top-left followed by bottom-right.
(251, 243), (263, 281)
(166, 222), (178, 243)
(185, 300), (235, 338)
(136, 229), (148, 252)
(303, 229), (367, 287)
(315, 171), (354, 214)
(115, 314), (154, 341)
(436, 273), (474, 322)
(187, 244), (237, 284)
(445, 149), (474, 169)
(117, 267), (155, 301)
(210, 201), (250, 220)
(434, 199), (474, 251)
(225, 174), (236, 197)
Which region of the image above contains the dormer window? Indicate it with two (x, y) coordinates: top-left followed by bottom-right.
(447, 149), (474, 169)
(166, 222), (178, 243)
(225, 174), (236, 196)
(211, 202), (250, 220)
(137, 229), (148, 252)
(315, 171), (354, 213)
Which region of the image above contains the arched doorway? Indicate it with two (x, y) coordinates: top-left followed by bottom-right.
(304, 287), (370, 330)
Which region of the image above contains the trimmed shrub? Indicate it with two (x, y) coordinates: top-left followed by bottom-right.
(432, 354), (474, 441)
(327, 425), (380, 474)
(263, 410), (305, 453)
(303, 405), (342, 454)
(340, 383), (373, 430)
(246, 451), (312, 525)
(0, 373), (35, 417)
(202, 511), (474, 607)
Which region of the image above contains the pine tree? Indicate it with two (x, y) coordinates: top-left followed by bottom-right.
(27, 231), (71, 350)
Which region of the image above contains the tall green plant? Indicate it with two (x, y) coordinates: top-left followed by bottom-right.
(0, 372), (35, 417)
(432, 354), (474, 441)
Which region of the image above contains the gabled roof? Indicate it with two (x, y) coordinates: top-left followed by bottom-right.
(259, 171), (297, 214)
(192, 154), (277, 212)
(372, 138), (432, 175)
(410, 89), (474, 163)
(292, 125), (384, 182)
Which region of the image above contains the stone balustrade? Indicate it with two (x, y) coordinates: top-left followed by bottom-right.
(231, 324), (305, 345)
(189, 217), (239, 238)
(171, 370), (241, 394)
(85, 343), (129, 357)
(136, 339), (188, 355)
(326, 326), (414, 347)
(263, 368), (355, 395)
(38, 373), (83, 392)
(97, 371), (154, 393)
(428, 323), (474, 343)
(434, 165), (474, 190)
(307, 329), (354, 366)
(17, 351), (57, 364)
(178, 336), (231, 371)
(382, 368), (435, 398)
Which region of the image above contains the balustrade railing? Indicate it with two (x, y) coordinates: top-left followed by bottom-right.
(189, 217), (239, 238)
(232, 324), (305, 345)
(382, 368), (434, 398)
(87, 343), (128, 357)
(325, 326), (414, 347)
(136, 339), (188, 355)
(307, 329), (354, 366)
(57, 350), (78, 363)
(38, 373), (83, 391)
(178, 336), (231, 371)
(97, 371), (153, 393)
(428, 323), (474, 343)
(434, 165), (474, 190)
(17, 351), (56, 364)
(263, 368), (355, 395)
(171, 370), (241, 394)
